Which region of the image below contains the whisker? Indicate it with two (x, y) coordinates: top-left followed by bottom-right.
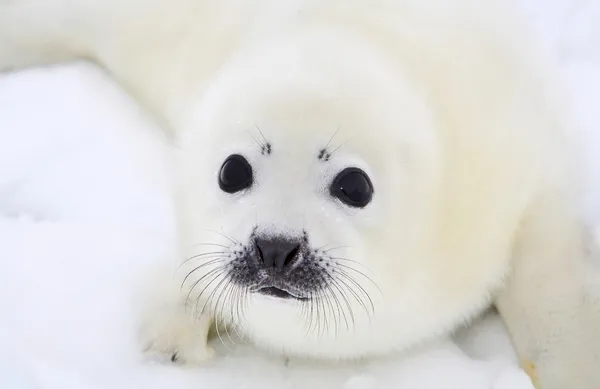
(185, 266), (223, 305)
(190, 269), (226, 316)
(333, 272), (370, 323)
(314, 243), (330, 252)
(305, 292), (315, 337)
(311, 290), (322, 338)
(322, 245), (352, 254)
(199, 272), (230, 317)
(230, 285), (249, 344)
(303, 289), (317, 337)
(214, 277), (238, 347)
(329, 256), (372, 271)
(300, 290), (315, 337)
(188, 242), (231, 249)
(226, 280), (239, 325)
(316, 278), (330, 339)
(335, 263), (383, 295)
(180, 251), (230, 267)
(204, 230), (241, 245)
(324, 127), (341, 150)
(180, 258), (226, 286)
(254, 124), (269, 145)
(215, 318), (233, 352)
(306, 290), (317, 337)
(247, 137), (265, 154)
(321, 282), (339, 337)
(335, 269), (375, 314)
(328, 137), (353, 158)
(209, 274), (238, 352)
(327, 276), (354, 332)
(235, 288), (251, 344)
(214, 277), (233, 322)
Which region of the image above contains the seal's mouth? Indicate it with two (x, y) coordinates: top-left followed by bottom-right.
(256, 286), (308, 301)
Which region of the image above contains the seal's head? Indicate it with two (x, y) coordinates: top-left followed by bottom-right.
(175, 26), (514, 359)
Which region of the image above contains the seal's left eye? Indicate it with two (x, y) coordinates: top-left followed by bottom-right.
(219, 154), (253, 193)
(330, 167), (374, 208)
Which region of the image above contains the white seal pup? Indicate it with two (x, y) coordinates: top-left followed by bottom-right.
(1, 1), (599, 387)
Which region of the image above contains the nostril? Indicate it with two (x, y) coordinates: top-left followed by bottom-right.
(254, 239), (265, 261)
(283, 245), (300, 268)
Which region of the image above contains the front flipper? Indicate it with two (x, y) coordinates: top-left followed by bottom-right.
(137, 268), (215, 367)
(495, 195), (600, 389)
(140, 303), (215, 366)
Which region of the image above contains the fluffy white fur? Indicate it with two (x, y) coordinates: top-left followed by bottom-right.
(0, 61), (537, 389)
(1, 1), (599, 388)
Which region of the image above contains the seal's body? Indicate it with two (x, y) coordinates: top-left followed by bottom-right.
(2, 1), (599, 388)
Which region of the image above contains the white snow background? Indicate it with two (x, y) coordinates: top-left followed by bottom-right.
(0, 1), (599, 388)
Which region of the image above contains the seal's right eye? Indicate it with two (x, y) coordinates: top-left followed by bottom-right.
(218, 154), (253, 193)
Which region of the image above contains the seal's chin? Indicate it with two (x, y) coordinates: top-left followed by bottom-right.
(256, 285), (309, 301)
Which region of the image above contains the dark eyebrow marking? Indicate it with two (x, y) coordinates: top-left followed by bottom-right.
(262, 142), (272, 155)
(317, 148), (331, 161)
(317, 127), (341, 161)
(249, 125), (272, 156)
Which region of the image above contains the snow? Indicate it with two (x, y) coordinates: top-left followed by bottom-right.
(0, 1), (598, 388)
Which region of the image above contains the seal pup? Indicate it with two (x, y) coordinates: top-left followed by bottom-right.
(1, 1), (599, 387)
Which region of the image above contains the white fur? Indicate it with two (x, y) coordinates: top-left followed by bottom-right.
(1, 1), (599, 388)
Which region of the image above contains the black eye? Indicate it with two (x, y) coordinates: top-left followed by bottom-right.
(330, 167), (374, 208)
(218, 154), (253, 193)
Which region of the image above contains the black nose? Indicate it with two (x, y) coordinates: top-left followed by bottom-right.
(254, 237), (301, 271)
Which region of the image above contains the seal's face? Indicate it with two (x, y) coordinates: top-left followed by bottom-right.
(205, 139), (375, 288)
(214, 150), (376, 303)
(174, 30), (501, 358)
